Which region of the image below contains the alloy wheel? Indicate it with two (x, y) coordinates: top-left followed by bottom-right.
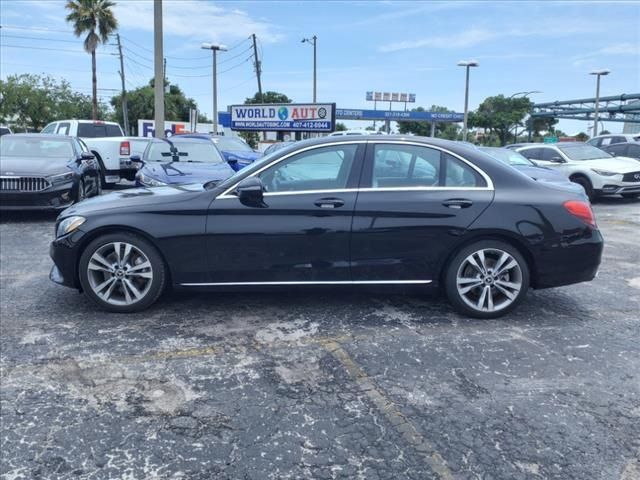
(455, 248), (523, 313)
(86, 242), (154, 306)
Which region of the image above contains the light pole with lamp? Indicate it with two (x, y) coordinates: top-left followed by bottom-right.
(301, 35), (317, 103)
(508, 90), (541, 143)
(590, 69), (610, 138)
(457, 60), (479, 142)
(201, 43), (227, 135)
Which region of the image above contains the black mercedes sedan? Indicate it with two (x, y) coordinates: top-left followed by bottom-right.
(1, 134), (101, 210)
(50, 136), (603, 318)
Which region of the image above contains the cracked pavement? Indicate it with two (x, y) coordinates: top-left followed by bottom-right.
(1, 197), (639, 479)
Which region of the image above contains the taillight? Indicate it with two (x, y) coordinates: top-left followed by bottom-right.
(119, 141), (130, 156)
(564, 200), (597, 228)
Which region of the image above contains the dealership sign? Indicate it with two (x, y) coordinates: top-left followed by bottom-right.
(336, 108), (464, 122)
(230, 103), (336, 132)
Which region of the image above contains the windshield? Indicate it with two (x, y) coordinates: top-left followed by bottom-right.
(558, 144), (611, 161)
(0, 137), (73, 157)
(480, 148), (533, 166)
(145, 140), (224, 163)
(213, 137), (254, 152)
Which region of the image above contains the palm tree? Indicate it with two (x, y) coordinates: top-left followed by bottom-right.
(65, 0), (118, 120)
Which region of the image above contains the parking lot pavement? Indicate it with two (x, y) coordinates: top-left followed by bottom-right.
(1, 198), (639, 480)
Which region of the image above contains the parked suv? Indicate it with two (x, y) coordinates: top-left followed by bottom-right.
(514, 142), (640, 200)
(587, 133), (640, 148)
(41, 120), (149, 186)
(601, 142), (640, 161)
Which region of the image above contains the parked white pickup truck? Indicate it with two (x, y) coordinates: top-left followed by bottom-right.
(41, 120), (150, 186)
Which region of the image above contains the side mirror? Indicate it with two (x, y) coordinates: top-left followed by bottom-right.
(550, 156), (565, 163)
(80, 152), (95, 161)
(236, 176), (264, 205)
(130, 154), (142, 163)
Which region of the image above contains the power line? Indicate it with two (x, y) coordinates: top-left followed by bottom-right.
(0, 24), (71, 34)
(0, 43), (117, 56)
(118, 33), (211, 61)
(0, 33), (79, 44)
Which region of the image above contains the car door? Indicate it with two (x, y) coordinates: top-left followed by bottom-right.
(204, 142), (365, 283)
(350, 141), (494, 282)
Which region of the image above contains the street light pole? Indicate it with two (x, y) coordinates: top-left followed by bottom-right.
(201, 43), (228, 135)
(153, 0), (164, 138)
(302, 35), (317, 103)
(590, 69), (610, 137)
(457, 60), (478, 142)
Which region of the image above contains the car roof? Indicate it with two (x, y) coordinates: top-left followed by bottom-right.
(2, 133), (74, 141)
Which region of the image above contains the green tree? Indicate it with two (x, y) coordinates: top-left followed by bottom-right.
(66, 0), (118, 120)
(575, 132), (589, 142)
(600, 130), (610, 135)
(0, 74), (103, 130)
(335, 122), (348, 131)
(397, 105), (458, 138)
(240, 91), (293, 147)
(110, 79), (200, 134)
(469, 95), (533, 146)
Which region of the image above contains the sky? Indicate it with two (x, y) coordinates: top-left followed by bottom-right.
(1, 0), (639, 135)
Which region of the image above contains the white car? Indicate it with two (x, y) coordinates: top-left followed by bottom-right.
(587, 133), (640, 148)
(41, 120), (149, 185)
(515, 142), (640, 200)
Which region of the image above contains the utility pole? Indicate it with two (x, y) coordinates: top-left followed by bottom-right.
(115, 34), (130, 135)
(590, 69), (610, 137)
(251, 34), (263, 103)
(153, 0), (165, 138)
(201, 43), (227, 135)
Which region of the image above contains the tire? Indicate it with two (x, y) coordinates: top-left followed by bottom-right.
(444, 240), (530, 319)
(570, 175), (594, 201)
(78, 232), (167, 313)
(621, 193), (639, 199)
(93, 152), (108, 189)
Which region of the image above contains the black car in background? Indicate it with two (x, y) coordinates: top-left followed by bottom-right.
(50, 136), (603, 318)
(601, 142), (640, 161)
(0, 134), (101, 210)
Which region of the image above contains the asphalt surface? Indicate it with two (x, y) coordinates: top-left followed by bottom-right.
(1, 197), (639, 480)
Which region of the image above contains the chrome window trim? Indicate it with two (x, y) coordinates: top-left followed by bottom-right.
(180, 280), (432, 287)
(217, 139), (495, 200)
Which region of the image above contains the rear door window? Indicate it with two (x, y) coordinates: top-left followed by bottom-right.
(56, 122), (71, 135)
(41, 123), (57, 134)
(519, 148), (542, 160)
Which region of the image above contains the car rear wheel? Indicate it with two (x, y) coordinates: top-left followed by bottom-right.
(78, 233), (167, 313)
(570, 175), (594, 201)
(445, 241), (530, 319)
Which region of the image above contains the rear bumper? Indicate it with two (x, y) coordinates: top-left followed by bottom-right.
(0, 184), (75, 210)
(534, 229), (604, 289)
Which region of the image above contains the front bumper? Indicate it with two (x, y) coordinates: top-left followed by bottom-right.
(49, 229), (87, 289)
(599, 183), (640, 195)
(0, 183), (75, 210)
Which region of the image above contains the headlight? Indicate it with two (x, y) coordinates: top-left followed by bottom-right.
(49, 172), (75, 184)
(56, 216), (85, 238)
(137, 172), (167, 186)
(591, 169), (618, 177)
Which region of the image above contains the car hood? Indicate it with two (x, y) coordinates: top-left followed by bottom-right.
(0, 155), (72, 176)
(141, 161), (235, 184)
(579, 156), (640, 173)
(61, 183), (205, 217)
(220, 150), (262, 162)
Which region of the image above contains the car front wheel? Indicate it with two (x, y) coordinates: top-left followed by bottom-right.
(445, 240), (530, 319)
(78, 233), (167, 312)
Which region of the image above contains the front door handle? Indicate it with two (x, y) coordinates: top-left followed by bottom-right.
(442, 199), (473, 209)
(314, 198), (345, 209)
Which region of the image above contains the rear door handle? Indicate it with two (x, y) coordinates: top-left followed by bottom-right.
(442, 199), (473, 209)
(314, 198), (345, 209)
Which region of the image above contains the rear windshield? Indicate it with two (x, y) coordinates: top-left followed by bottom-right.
(213, 137), (253, 152)
(1, 137), (73, 157)
(558, 144), (611, 161)
(480, 148), (533, 166)
(145, 141), (224, 163)
(78, 123), (123, 138)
